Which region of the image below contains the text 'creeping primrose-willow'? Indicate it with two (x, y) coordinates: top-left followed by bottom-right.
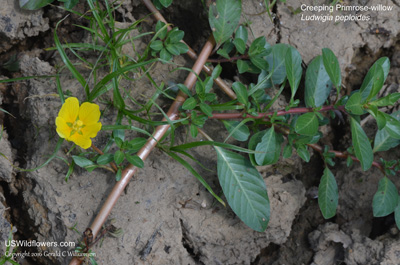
(56, 97), (102, 149)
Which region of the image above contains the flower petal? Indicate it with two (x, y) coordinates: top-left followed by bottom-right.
(70, 134), (92, 149)
(56, 117), (72, 139)
(79, 102), (101, 125)
(81, 122), (102, 138)
(58, 97), (79, 123)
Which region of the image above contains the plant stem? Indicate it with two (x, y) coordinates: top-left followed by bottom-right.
(209, 105), (346, 120)
(91, 144), (118, 173)
(141, 0), (238, 100)
(69, 34), (215, 265)
(207, 54), (249, 63)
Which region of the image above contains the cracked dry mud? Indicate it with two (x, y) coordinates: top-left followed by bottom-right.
(1, 0), (400, 264)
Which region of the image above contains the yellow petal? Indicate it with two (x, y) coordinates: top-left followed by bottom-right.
(55, 117), (72, 139)
(79, 102), (101, 125)
(81, 122), (102, 138)
(70, 134), (92, 149)
(58, 97), (79, 123)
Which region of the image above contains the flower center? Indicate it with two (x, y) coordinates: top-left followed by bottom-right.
(68, 119), (85, 136)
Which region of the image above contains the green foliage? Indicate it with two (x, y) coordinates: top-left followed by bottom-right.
(215, 147), (270, 232)
(9, 0), (400, 239)
(150, 21), (188, 61)
(209, 0), (242, 47)
(318, 168), (339, 219)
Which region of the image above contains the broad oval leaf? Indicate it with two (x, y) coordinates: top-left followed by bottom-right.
(182, 97), (197, 110)
(72, 156), (95, 168)
(20, 0), (54, 10)
(285, 46), (302, 100)
(295, 112), (318, 136)
(318, 168), (339, 219)
(209, 0), (242, 46)
(322, 48), (341, 89)
(305, 55), (333, 107)
(345, 92), (364, 115)
(373, 128), (400, 152)
(350, 117), (373, 171)
(265, 43), (289, 85)
(222, 120), (250, 142)
(255, 128), (280, 165)
(235, 25), (248, 43)
(373, 177), (399, 217)
(114, 150), (125, 165)
(97, 153), (114, 165)
(215, 147), (270, 232)
(125, 154), (144, 168)
(232, 81), (248, 105)
(382, 112), (400, 139)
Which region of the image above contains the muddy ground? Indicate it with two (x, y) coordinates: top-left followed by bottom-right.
(1, 0), (400, 264)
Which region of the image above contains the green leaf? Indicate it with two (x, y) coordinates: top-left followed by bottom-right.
(250, 56), (269, 71)
(265, 43), (289, 85)
(285, 46), (302, 100)
(375, 111), (386, 130)
(305, 55), (333, 107)
(177, 84), (192, 97)
(233, 38), (246, 54)
(360, 59), (387, 102)
(72, 156), (95, 168)
(20, 0), (54, 10)
(295, 112), (318, 136)
(345, 92), (364, 115)
(232, 82), (248, 105)
(190, 124), (198, 138)
(235, 25), (248, 43)
(182, 97), (197, 110)
(166, 28), (185, 44)
(115, 168), (122, 181)
(150, 40), (164, 51)
(322, 48), (341, 90)
(373, 177), (399, 217)
(373, 128), (400, 152)
(159, 0), (173, 8)
(62, 0), (79, 9)
(114, 150), (125, 165)
(382, 112), (400, 139)
(160, 48), (172, 61)
(255, 128), (280, 165)
(127, 137), (147, 152)
(199, 102), (213, 117)
(125, 154), (144, 168)
(296, 145), (310, 162)
(208, 0), (242, 46)
(350, 117), (373, 171)
(175, 42), (189, 54)
(155, 21), (168, 39)
(222, 120), (250, 142)
(318, 168), (339, 219)
(215, 147), (270, 232)
(395, 200), (400, 230)
(212, 64), (223, 79)
(97, 153), (114, 165)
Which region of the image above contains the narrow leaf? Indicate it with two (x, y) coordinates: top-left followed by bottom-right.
(215, 147), (270, 232)
(373, 177), (399, 217)
(360, 58), (388, 102)
(350, 117), (373, 171)
(285, 46), (302, 100)
(232, 82), (248, 105)
(72, 156), (95, 168)
(318, 168), (339, 219)
(322, 48), (341, 89)
(125, 154), (144, 168)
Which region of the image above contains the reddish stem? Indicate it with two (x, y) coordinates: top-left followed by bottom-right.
(207, 54), (249, 63)
(209, 105), (345, 120)
(91, 144), (118, 173)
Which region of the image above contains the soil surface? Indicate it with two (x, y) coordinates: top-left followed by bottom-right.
(1, 0), (400, 264)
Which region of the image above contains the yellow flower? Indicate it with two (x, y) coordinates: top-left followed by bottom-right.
(56, 97), (102, 149)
